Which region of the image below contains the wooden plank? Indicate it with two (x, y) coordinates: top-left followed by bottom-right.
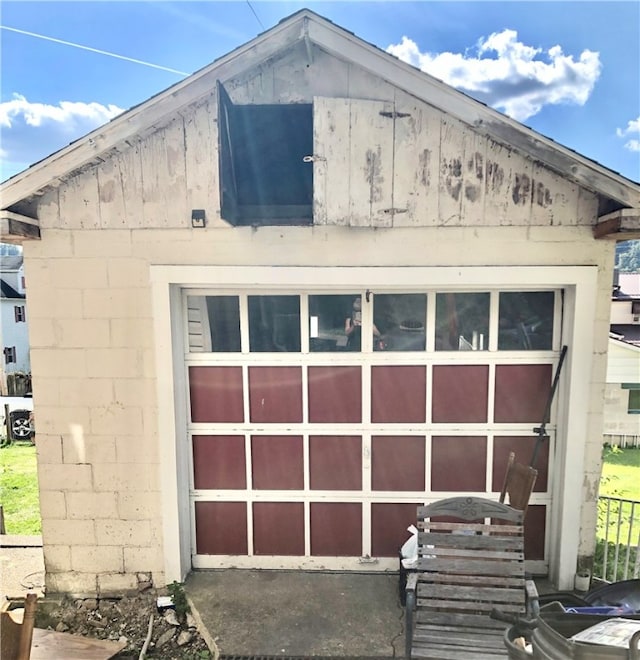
(419, 583), (523, 603)
(415, 629), (506, 649)
(0, 216), (41, 242)
(348, 98), (394, 227)
(438, 118), (464, 226)
(313, 96), (350, 226)
(460, 129), (487, 226)
(416, 611), (508, 628)
(417, 572), (523, 587)
(594, 209), (640, 239)
(418, 531), (523, 550)
(31, 627), (126, 659)
(415, 557), (524, 576)
(484, 138), (510, 225)
(418, 598), (522, 614)
(417, 547), (524, 560)
(183, 98), (220, 226)
(58, 169), (101, 229)
(392, 92), (440, 227)
(418, 521), (522, 534)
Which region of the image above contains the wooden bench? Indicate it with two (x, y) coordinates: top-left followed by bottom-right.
(405, 496), (538, 659)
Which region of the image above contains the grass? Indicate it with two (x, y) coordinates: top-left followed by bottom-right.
(595, 446), (640, 580)
(0, 442), (41, 535)
(599, 445), (640, 500)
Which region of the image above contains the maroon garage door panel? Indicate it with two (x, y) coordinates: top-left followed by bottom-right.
(189, 359), (553, 561)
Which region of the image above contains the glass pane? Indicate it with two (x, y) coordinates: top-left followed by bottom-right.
(435, 292), (490, 351)
(248, 295), (300, 352)
(373, 294), (426, 351)
(187, 296), (240, 352)
(498, 291), (554, 350)
(309, 294), (361, 352)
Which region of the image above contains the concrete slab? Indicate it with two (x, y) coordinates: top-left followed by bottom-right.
(0, 536), (44, 599)
(185, 569), (404, 658)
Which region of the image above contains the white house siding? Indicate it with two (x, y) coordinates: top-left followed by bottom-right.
(18, 41), (615, 595)
(604, 340), (640, 441)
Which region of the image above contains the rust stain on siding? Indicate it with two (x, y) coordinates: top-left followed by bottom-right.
(486, 161), (504, 193)
(364, 147), (383, 203)
(99, 179), (116, 203)
(419, 149), (431, 188)
(464, 152), (483, 202)
(443, 157), (462, 201)
(512, 173), (531, 205)
(533, 180), (553, 207)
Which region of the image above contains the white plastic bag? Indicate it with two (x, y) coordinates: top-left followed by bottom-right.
(400, 524), (418, 569)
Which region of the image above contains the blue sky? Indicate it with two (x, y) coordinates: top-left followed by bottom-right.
(1, 1), (639, 183)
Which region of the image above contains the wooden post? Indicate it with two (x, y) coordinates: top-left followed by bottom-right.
(0, 505), (5, 534)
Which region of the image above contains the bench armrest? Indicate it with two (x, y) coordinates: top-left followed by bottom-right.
(405, 573), (418, 658)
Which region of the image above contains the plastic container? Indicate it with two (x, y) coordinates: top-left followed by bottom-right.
(504, 625), (532, 660)
(532, 613), (640, 659)
(565, 606), (632, 615)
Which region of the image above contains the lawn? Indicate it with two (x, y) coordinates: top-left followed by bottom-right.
(599, 445), (640, 500)
(0, 442), (41, 535)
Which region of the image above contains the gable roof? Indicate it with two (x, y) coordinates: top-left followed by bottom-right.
(1, 9), (639, 216)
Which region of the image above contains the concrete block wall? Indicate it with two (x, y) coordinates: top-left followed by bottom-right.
(24, 229), (163, 596)
(22, 216), (616, 594)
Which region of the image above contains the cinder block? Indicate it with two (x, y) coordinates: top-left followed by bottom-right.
(27, 319), (57, 349)
(123, 546), (164, 573)
(50, 258), (108, 289)
(89, 404), (144, 436)
(95, 520), (152, 547)
(85, 349), (144, 379)
(43, 545), (71, 572)
(71, 546), (124, 573)
(62, 435), (117, 464)
(97, 572), (138, 596)
(34, 405), (91, 438)
(82, 288), (152, 320)
(58, 378), (114, 407)
(66, 492), (118, 519)
(57, 319), (111, 348)
(93, 463), (158, 493)
(110, 318), (154, 349)
(41, 519), (96, 546)
(114, 378), (157, 409)
(46, 571), (98, 597)
(35, 435), (63, 464)
(37, 464), (92, 491)
(107, 258), (149, 287)
(38, 490), (66, 519)
(30, 348), (86, 378)
(26, 288), (84, 320)
(117, 492), (162, 520)
(116, 436), (159, 464)
(73, 229), (133, 258)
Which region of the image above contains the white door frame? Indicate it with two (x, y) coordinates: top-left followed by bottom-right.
(151, 265), (598, 587)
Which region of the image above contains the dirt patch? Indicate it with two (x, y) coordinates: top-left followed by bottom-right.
(36, 589), (214, 659)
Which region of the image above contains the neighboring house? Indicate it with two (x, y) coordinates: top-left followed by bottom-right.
(0, 254), (30, 393)
(1, 10), (639, 596)
(605, 273), (640, 446)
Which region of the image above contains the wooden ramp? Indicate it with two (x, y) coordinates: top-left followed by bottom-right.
(31, 628), (126, 660)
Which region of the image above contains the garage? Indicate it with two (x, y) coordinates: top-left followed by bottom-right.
(181, 276), (560, 572)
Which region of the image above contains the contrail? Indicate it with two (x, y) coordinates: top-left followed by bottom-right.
(0, 25), (190, 76)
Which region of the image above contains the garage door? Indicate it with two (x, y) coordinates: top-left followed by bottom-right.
(185, 288), (558, 570)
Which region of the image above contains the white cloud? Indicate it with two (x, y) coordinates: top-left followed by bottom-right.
(0, 93), (123, 130)
(616, 117), (640, 152)
(387, 30), (601, 121)
(0, 94), (124, 178)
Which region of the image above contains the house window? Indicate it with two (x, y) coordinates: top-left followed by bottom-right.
(218, 82), (313, 226)
(623, 385), (640, 414)
(14, 305), (26, 322)
(4, 346), (16, 364)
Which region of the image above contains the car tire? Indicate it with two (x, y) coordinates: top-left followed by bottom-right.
(9, 409), (34, 441)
